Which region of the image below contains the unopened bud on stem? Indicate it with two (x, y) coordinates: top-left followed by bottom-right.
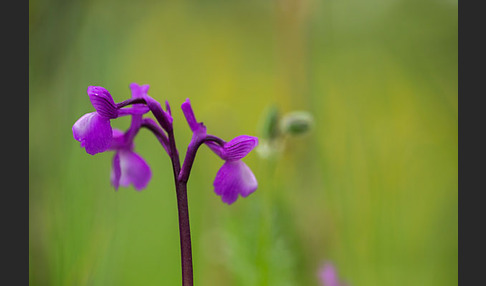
(280, 111), (313, 136)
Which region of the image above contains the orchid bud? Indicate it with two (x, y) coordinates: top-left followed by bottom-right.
(280, 111), (313, 136)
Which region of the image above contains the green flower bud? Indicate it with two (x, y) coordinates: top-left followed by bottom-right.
(280, 111), (313, 136)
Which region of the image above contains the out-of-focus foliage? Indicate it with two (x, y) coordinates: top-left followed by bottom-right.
(29, 0), (457, 285)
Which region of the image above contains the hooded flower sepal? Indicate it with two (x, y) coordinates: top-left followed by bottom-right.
(212, 135), (258, 161)
(87, 86), (119, 119)
(110, 149), (151, 191)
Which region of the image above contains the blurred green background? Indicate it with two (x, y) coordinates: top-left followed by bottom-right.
(29, 0), (457, 285)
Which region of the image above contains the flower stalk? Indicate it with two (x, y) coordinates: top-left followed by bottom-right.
(166, 127), (194, 286)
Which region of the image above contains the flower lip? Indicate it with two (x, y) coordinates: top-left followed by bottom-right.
(111, 153), (121, 190)
(112, 149), (152, 191)
(109, 128), (151, 191)
(213, 160), (258, 204)
(72, 112), (113, 155)
(87, 86), (118, 119)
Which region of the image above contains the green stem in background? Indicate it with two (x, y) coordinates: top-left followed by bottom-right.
(256, 156), (278, 286)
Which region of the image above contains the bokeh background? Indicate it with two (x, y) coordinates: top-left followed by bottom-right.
(29, 0), (457, 285)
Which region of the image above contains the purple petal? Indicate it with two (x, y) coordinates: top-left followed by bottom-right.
(213, 160), (257, 204)
(319, 262), (341, 286)
(110, 152), (121, 190)
(126, 83), (150, 119)
(181, 99), (198, 131)
(221, 135), (258, 161)
(117, 150), (151, 191)
(87, 86), (118, 119)
(165, 100), (172, 116)
(181, 98), (207, 134)
(72, 112), (112, 155)
(129, 82), (150, 99)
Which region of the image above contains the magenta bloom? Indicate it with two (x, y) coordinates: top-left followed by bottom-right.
(72, 86), (148, 155)
(108, 83), (152, 191)
(73, 84), (152, 190)
(109, 129), (151, 191)
(72, 86), (117, 155)
(212, 136), (258, 204)
(319, 262), (348, 286)
(72, 111), (113, 155)
(181, 99), (258, 204)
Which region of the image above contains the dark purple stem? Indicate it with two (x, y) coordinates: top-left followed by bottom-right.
(119, 97), (194, 286)
(167, 127), (193, 286)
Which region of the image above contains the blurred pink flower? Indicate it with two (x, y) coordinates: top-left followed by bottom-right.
(318, 262), (348, 286)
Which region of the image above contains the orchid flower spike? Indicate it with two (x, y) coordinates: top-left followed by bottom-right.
(73, 83), (259, 285)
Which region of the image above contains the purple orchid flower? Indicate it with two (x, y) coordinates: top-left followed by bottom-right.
(211, 136), (259, 204)
(108, 83), (152, 191)
(318, 262), (348, 286)
(109, 129), (151, 191)
(181, 99), (258, 205)
(72, 86), (149, 155)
